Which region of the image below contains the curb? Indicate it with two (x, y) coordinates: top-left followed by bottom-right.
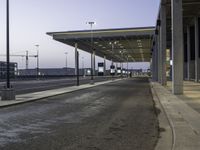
(0, 79), (123, 108)
(149, 82), (174, 150)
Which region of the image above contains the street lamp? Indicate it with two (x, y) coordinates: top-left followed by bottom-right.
(6, 0), (10, 89)
(35, 44), (39, 78)
(109, 41), (118, 66)
(1, 0), (15, 100)
(86, 21), (96, 83)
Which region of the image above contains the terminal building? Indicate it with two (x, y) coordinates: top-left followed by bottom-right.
(47, 0), (200, 95)
(151, 0), (200, 94)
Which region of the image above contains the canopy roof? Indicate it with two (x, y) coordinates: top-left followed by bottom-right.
(47, 27), (155, 62)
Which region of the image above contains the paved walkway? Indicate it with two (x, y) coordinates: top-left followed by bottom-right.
(0, 79), (122, 108)
(151, 81), (200, 150)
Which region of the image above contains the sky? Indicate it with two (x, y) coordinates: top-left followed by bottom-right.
(0, 0), (160, 70)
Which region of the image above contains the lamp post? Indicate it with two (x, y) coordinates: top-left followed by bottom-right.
(1, 0), (15, 100)
(87, 21), (95, 83)
(6, 0), (10, 89)
(109, 41), (117, 66)
(35, 44), (39, 78)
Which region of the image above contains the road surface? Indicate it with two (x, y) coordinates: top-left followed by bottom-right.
(0, 77), (158, 150)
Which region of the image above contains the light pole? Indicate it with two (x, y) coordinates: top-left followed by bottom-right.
(2, 0), (15, 100)
(6, 0), (10, 89)
(87, 21), (95, 83)
(109, 41), (117, 66)
(35, 44), (39, 78)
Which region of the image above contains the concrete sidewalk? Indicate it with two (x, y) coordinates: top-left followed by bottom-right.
(151, 82), (200, 150)
(0, 79), (122, 108)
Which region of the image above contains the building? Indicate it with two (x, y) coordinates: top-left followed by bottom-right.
(0, 61), (18, 79)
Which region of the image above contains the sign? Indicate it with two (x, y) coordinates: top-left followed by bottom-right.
(110, 65), (115, 75)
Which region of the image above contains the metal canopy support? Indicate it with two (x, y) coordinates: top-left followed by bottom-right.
(93, 50), (96, 76)
(171, 0), (184, 94)
(195, 17), (200, 82)
(75, 43), (78, 76)
(104, 55), (106, 76)
(90, 50), (95, 84)
(160, 4), (167, 86)
(76, 51), (79, 86)
(187, 26), (191, 80)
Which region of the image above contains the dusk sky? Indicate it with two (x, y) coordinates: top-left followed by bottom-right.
(0, 0), (160, 69)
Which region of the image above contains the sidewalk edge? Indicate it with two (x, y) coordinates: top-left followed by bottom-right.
(0, 79), (122, 108)
(150, 82), (174, 150)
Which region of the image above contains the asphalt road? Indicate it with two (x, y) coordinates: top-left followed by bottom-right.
(0, 76), (114, 95)
(0, 77), (158, 150)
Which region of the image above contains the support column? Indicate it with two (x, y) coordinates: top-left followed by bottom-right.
(157, 26), (162, 83)
(154, 36), (158, 81)
(152, 47), (157, 81)
(151, 48), (155, 81)
(75, 43), (78, 76)
(154, 39), (158, 81)
(76, 51), (79, 86)
(93, 50), (96, 76)
(187, 26), (191, 80)
(171, 0), (184, 94)
(104, 55), (106, 76)
(160, 4), (167, 86)
(195, 17), (199, 82)
(156, 33), (161, 82)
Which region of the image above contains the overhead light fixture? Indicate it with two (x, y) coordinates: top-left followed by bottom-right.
(94, 42), (98, 44)
(98, 44), (103, 47)
(115, 41), (119, 44)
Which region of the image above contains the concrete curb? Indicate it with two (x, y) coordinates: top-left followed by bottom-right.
(0, 79), (123, 108)
(149, 82), (174, 150)
(151, 81), (200, 150)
